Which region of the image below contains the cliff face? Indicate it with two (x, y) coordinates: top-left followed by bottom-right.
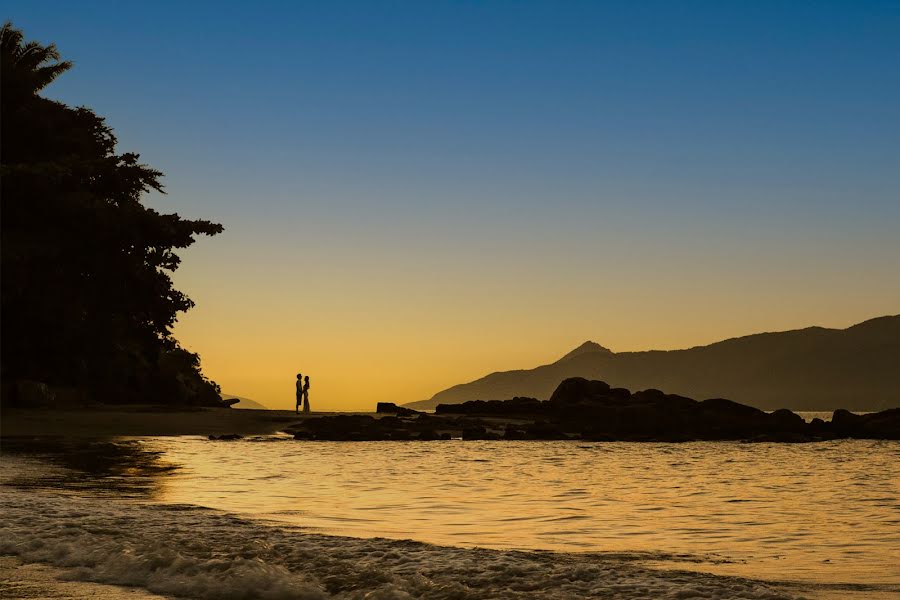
(408, 315), (900, 412)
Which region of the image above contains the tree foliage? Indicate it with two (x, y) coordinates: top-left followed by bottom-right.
(1, 22), (225, 405)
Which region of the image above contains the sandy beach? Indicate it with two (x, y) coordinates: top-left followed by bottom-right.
(0, 556), (168, 600)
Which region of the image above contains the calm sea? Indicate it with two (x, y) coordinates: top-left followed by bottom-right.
(2, 433), (898, 599)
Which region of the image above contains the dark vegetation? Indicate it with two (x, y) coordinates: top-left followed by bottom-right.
(1, 23), (226, 407)
(409, 315), (900, 412)
(284, 378), (900, 442)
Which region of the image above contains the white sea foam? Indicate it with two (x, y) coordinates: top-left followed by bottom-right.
(0, 488), (802, 600)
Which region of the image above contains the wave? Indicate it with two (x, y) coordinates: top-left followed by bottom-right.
(0, 488), (802, 600)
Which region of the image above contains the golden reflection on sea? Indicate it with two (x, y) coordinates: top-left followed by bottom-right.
(151, 437), (900, 587)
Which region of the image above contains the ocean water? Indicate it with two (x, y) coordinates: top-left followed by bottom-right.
(2, 436), (898, 599)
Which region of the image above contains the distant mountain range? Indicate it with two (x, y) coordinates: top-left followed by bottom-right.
(406, 315), (900, 412)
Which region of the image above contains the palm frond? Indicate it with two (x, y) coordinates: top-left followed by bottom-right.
(1, 22), (72, 96)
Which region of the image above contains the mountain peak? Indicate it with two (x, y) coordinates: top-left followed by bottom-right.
(557, 341), (613, 363)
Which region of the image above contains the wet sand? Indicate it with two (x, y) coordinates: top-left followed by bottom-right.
(0, 406), (348, 437)
(0, 556), (169, 599)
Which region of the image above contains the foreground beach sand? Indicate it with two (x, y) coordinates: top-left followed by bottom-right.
(0, 556), (168, 600)
(1, 406), (335, 437)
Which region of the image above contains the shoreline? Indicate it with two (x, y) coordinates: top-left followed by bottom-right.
(3, 404), (897, 442)
(3, 425), (898, 599)
(0, 406), (339, 438)
(0, 485), (805, 600)
(4, 483), (896, 600)
(0, 556), (169, 600)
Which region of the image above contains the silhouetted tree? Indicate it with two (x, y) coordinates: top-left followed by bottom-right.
(1, 22), (224, 405)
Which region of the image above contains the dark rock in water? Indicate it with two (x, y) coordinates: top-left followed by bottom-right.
(462, 426), (486, 440)
(378, 416), (403, 428)
(831, 407), (900, 439)
(808, 417), (827, 428)
(769, 408), (805, 430)
(287, 377), (900, 442)
(525, 421), (568, 440)
(549, 378), (611, 404)
(294, 415), (378, 441)
(292, 413), (439, 441)
(858, 408), (900, 439)
(504, 426), (527, 440)
(376, 402), (420, 416)
(462, 426), (500, 440)
(831, 409), (863, 430)
(609, 387), (631, 400)
(208, 433), (243, 441)
(690, 398), (770, 439)
(744, 432), (819, 443)
(698, 397), (767, 419)
(436, 396), (542, 416)
(632, 388), (666, 401)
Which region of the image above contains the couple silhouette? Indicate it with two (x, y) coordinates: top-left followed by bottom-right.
(296, 374), (311, 413)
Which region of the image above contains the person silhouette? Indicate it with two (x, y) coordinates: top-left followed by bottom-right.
(302, 375), (311, 413)
(295, 373), (303, 414)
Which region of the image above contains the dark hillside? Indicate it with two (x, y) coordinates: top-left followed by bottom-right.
(408, 316), (900, 411)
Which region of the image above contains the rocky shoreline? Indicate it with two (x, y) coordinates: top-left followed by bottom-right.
(284, 378), (900, 442)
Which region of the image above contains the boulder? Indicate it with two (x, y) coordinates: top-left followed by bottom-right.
(375, 402), (419, 416)
(632, 388), (666, 401)
(549, 378), (611, 404)
(830, 409), (863, 436)
(807, 417), (829, 435)
(295, 414), (381, 440)
(208, 433), (243, 441)
(769, 408), (805, 430)
(377, 416), (403, 428)
(692, 398), (771, 438)
(290, 382), (900, 443)
(503, 427), (527, 440)
(524, 421), (568, 440)
(462, 426), (500, 440)
(699, 397), (767, 419)
(436, 397), (537, 415)
(861, 408), (900, 439)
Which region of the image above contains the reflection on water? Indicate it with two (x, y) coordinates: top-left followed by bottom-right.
(3, 436), (899, 591)
(1, 438), (175, 499)
(155, 437), (900, 587)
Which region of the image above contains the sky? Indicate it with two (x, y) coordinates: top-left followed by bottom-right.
(6, 1), (900, 410)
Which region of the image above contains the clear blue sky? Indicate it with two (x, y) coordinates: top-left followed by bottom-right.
(6, 1), (900, 408)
